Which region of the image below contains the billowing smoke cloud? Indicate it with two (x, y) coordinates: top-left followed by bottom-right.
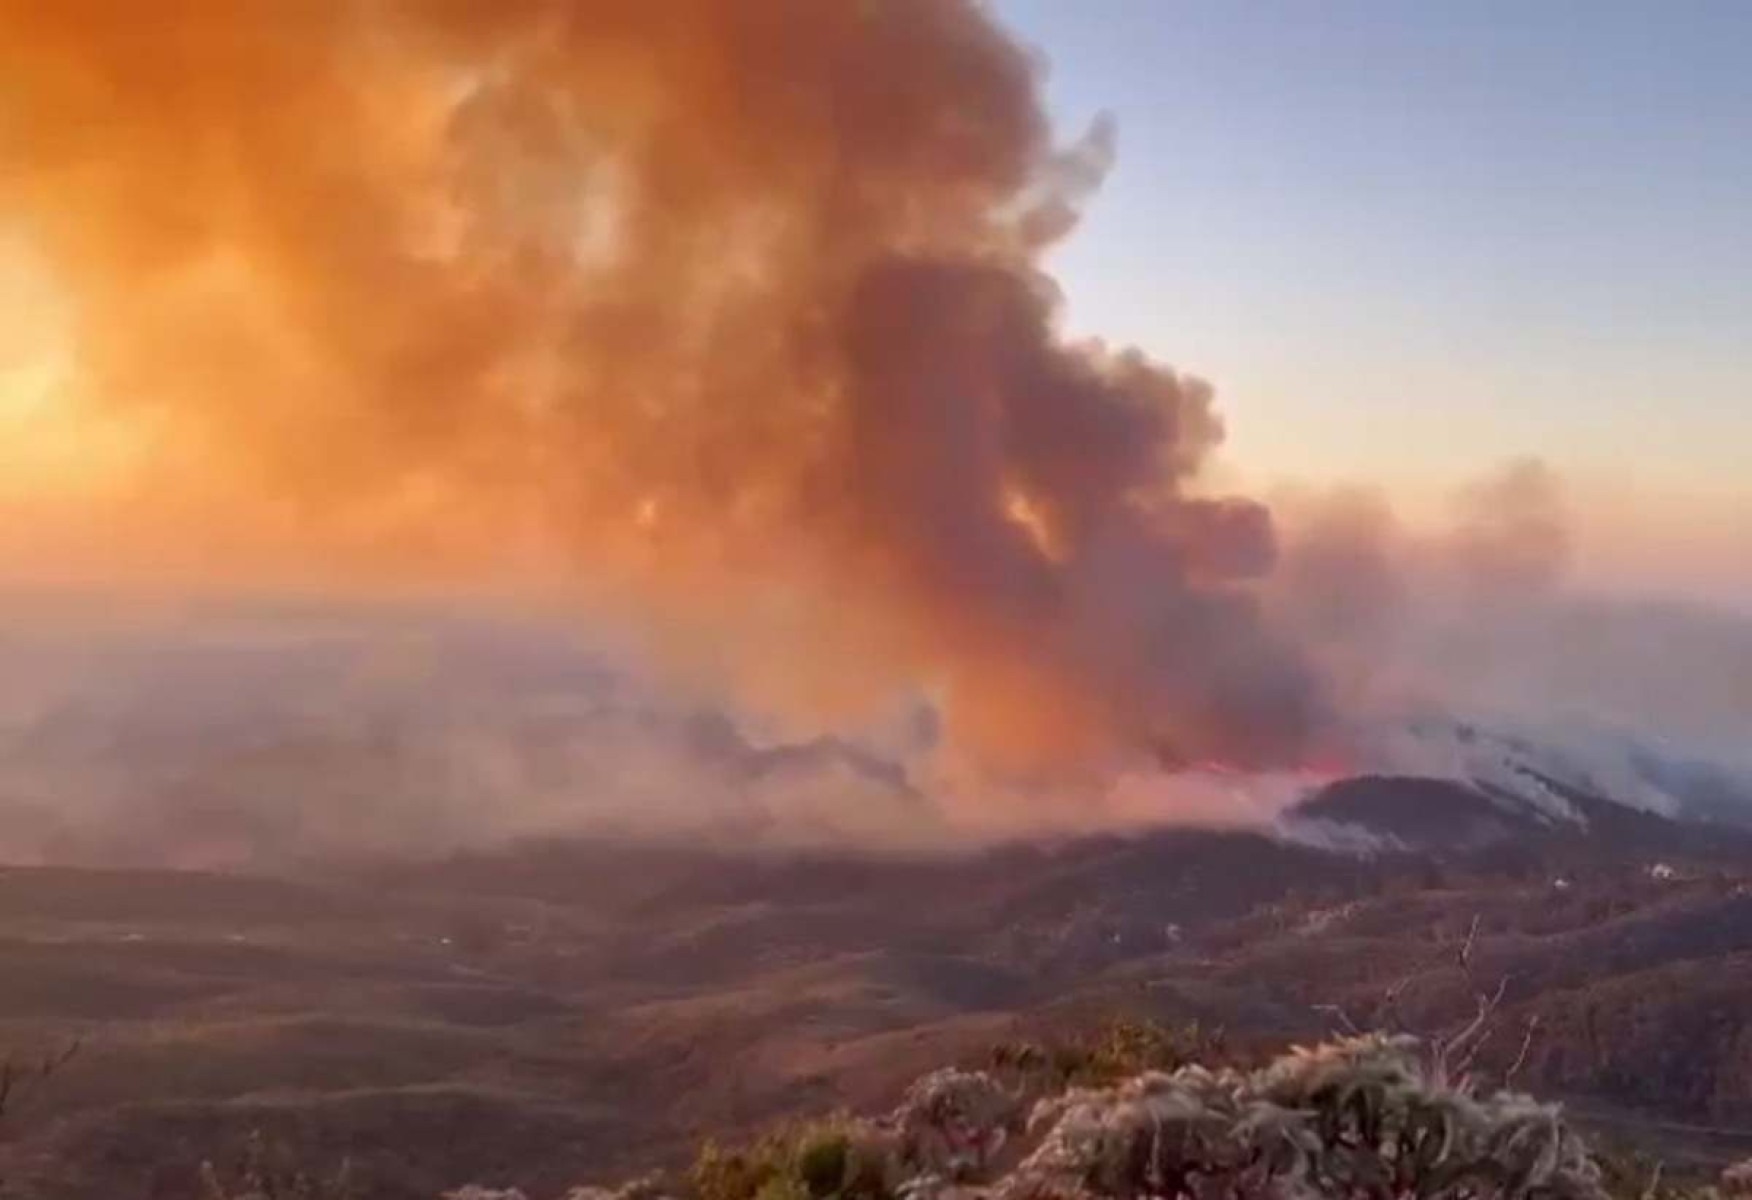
(1271, 459), (1577, 714)
(1447, 458), (1572, 599)
(3, 576), (1749, 871)
(0, 0), (1323, 775)
(1271, 460), (1752, 770)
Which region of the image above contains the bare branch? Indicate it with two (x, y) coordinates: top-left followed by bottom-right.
(1453, 914), (1488, 997)
(1439, 976), (1510, 1083)
(1503, 1016), (1540, 1089)
(1457, 914), (1481, 973)
(1375, 913), (1486, 1034)
(1377, 968), (1425, 1031)
(1312, 1004), (1361, 1037)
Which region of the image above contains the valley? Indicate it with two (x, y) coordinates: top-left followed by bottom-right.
(4, 773), (1752, 1198)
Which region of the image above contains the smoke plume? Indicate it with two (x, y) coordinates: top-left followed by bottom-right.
(0, 0), (1323, 773)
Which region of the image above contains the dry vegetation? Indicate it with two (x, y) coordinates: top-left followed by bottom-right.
(440, 1027), (1642, 1200)
(3, 812), (1752, 1198)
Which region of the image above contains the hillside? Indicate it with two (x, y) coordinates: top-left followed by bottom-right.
(4, 774), (1752, 1197)
(433, 1032), (1615, 1200)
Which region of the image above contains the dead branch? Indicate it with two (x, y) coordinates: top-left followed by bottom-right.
(1376, 913), (1486, 1033)
(1312, 1004), (1362, 1037)
(1503, 1015), (1541, 1088)
(1457, 914), (1481, 974)
(1435, 975), (1509, 1083)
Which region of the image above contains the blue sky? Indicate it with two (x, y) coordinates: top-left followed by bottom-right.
(990, 1), (1752, 529)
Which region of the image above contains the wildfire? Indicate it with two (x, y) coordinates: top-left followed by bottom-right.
(0, 0), (1327, 775)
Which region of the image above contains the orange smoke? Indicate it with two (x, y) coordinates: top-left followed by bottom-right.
(0, 0), (1323, 772)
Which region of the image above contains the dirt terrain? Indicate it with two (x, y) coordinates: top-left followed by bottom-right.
(3, 787), (1752, 1198)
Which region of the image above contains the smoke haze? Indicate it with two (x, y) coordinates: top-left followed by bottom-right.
(0, 3), (1746, 861)
(1272, 461), (1752, 768)
(0, 0), (1322, 776)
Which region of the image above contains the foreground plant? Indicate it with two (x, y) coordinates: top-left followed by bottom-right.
(1006, 1034), (1599, 1200)
(452, 1033), (1610, 1200)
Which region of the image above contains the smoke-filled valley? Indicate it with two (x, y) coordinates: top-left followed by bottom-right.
(0, 582), (1746, 869)
(1, 582), (1750, 1197)
(5, 717), (1752, 1198)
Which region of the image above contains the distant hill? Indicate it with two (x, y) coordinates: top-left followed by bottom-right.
(5, 755), (1752, 1196)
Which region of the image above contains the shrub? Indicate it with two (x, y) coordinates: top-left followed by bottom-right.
(197, 1130), (355, 1200)
(794, 1133), (853, 1199)
(1009, 1034), (1602, 1199)
(990, 1019), (1229, 1092)
(476, 1034), (1612, 1200)
(753, 1176), (812, 1200)
(691, 1138), (781, 1200)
